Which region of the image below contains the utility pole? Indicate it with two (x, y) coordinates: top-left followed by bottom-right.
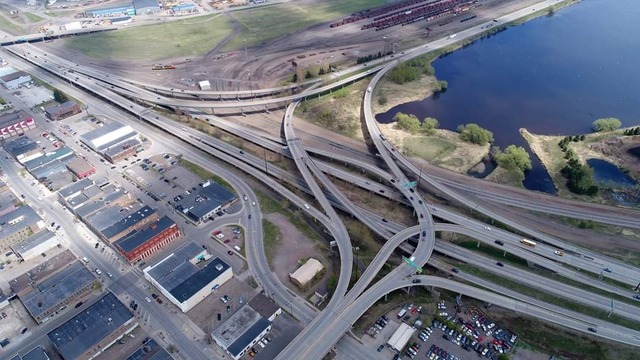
(243, 38), (248, 63)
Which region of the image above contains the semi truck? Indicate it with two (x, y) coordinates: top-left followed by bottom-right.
(152, 64), (176, 70)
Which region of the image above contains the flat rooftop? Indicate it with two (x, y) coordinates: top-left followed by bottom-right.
(0, 110), (31, 127)
(22, 263), (95, 319)
(176, 181), (236, 220)
(9, 345), (51, 360)
(146, 242), (230, 303)
(3, 136), (38, 157)
(114, 216), (177, 253)
(10, 250), (77, 295)
(248, 293), (280, 319)
(0, 205), (42, 239)
(11, 230), (56, 254)
(58, 178), (93, 199)
(48, 292), (135, 360)
(67, 157), (95, 176)
(211, 305), (270, 356)
(101, 205), (156, 239)
(125, 338), (173, 360)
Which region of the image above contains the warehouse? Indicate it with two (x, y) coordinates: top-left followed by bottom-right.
(387, 322), (415, 352)
(11, 230), (59, 262)
(66, 157), (96, 179)
(3, 136), (42, 163)
(44, 101), (81, 121)
(58, 178), (94, 201)
(211, 305), (273, 360)
(80, 121), (137, 151)
(0, 70), (31, 90)
(174, 180), (237, 223)
(133, 0), (160, 14)
(289, 258), (324, 289)
(20, 262), (96, 324)
(48, 292), (137, 360)
(0, 205), (45, 252)
(114, 216), (180, 263)
(85, 2), (136, 17)
(0, 110), (37, 139)
(144, 241), (232, 312)
(24, 146), (74, 173)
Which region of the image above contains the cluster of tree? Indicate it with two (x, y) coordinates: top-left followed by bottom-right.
(592, 117), (622, 132)
(387, 55), (437, 85)
(492, 145), (532, 172)
(558, 138), (598, 195)
(292, 66), (331, 82)
(356, 51), (392, 65)
(623, 127), (640, 136)
(53, 88), (68, 103)
(457, 123), (494, 145)
(558, 134), (585, 147)
(432, 80), (448, 94)
(393, 112), (439, 135)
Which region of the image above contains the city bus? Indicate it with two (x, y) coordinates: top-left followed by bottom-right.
(520, 239), (536, 247)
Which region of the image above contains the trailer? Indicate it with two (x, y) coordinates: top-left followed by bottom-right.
(387, 322), (416, 352)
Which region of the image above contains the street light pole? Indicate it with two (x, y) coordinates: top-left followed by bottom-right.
(353, 246), (360, 281)
(382, 36), (387, 63)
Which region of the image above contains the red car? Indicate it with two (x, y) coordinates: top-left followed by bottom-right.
(223, 239), (230, 244)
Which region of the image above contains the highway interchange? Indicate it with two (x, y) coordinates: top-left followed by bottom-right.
(3, 0), (640, 358)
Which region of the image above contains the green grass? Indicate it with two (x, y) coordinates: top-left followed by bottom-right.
(0, 14), (22, 34)
(65, 14), (232, 61)
(223, 0), (387, 51)
(457, 240), (529, 267)
(403, 136), (456, 160)
(262, 219), (281, 266)
(178, 159), (234, 193)
(24, 12), (45, 23)
(254, 189), (322, 242)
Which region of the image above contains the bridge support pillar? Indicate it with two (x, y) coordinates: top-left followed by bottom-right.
(264, 105), (270, 114)
(211, 108), (215, 115)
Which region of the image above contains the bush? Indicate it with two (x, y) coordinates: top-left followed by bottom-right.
(422, 117), (439, 135)
(394, 112), (421, 134)
(457, 123), (494, 145)
(378, 94), (388, 106)
(493, 145), (532, 172)
(53, 89), (68, 103)
(560, 159), (598, 195)
(592, 117), (622, 132)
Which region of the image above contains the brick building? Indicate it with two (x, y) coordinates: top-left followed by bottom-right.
(114, 216), (180, 263)
(44, 101), (82, 121)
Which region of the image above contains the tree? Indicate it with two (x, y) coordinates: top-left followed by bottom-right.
(393, 112), (421, 134)
(457, 123), (494, 145)
(318, 67), (325, 75)
(592, 117), (622, 132)
(53, 88), (68, 103)
(305, 70), (313, 79)
(422, 117), (439, 135)
(493, 145), (532, 172)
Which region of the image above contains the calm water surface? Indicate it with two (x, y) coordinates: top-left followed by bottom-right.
(377, 0), (640, 193)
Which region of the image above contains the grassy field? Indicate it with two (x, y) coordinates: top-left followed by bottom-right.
(65, 15), (232, 60)
(403, 136), (456, 160)
(24, 12), (45, 23)
(178, 159), (234, 193)
(262, 219), (281, 266)
(0, 14), (22, 34)
(254, 189), (323, 242)
(223, 0), (387, 51)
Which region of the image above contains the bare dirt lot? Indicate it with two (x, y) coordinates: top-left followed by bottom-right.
(264, 213), (329, 296)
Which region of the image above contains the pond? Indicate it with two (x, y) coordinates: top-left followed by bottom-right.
(586, 158), (637, 188)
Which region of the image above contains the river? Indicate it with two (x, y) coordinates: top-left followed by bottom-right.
(376, 0), (640, 193)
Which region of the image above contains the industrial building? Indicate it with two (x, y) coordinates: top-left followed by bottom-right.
(47, 292), (137, 360)
(387, 322), (415, 352)
(79, 121), (140, 162)
(21, 262), (96, 323)
(100, 205), (158, 242)
(9, 346), (51, 360)
(173, 180), (237, 223)
(0, 70), (31, 89)
(58, 178), (94, 201)
(125, 338), (174, 360)
(0, 110), (37, 139)
(85, 2), (136, 17)
(4, 136), (42, 163)
(0, 205), (44, 252)
(198, 80), (211, 90)
(211, 297), (280, 360)
(133, 0), (161, 14)
(289, 258), (324, 289)
(44, 101), (82, 121)
(144, 241), (232, 313)
(114, 216), (180, 263)
(11, 230), (59, 262)
(66, 157), (96, 179)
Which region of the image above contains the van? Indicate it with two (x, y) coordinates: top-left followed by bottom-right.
(234, 245), (241, 252)
(82, 257), (89, 264)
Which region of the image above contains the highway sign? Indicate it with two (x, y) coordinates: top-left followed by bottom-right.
(403, 181), (417, 188)
(402, 256), (422, 273)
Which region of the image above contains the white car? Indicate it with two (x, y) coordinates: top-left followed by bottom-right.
(95, 269), (102, 275)
(145, 297), (152, 303)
